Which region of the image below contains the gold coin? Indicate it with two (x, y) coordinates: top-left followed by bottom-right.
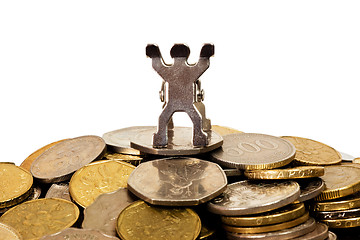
(69, 160), (135, 208)
(245, 166), (324, 180)
(281, 136), (341, 165)
(103, 152), (143, 166)
(223, 212), (309, 234)
(311, 191), (360, 212)
(20, 139), (67, 171)
(0, 222), (22, 240)
(0, 163), (33, 209)
(221, 202), (305, 227)
(315, 165), (360, 201)
(0, 198), (79, 240)
(321, 216), (360, 228)
(116, 201), (201, 240)
(212, 125), (243, 136)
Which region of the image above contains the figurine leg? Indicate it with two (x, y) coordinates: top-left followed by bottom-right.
(194, 102), (211, 132)
(153, 105), (174, 147)
(186, 106), (208, 146)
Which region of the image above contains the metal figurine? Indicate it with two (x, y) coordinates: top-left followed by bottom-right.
(146, 43), (214, 147)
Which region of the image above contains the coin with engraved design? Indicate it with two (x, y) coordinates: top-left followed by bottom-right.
(0, 222), (22, 240)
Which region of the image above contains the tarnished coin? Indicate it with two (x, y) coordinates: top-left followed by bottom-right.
(0, 222), (22, 240)
(223, 212), (309, 234)
(116, 201), (201, 240)
(20, 139), (67, 171)
(103, 126), (150, 155)
(291, 222), (329, 240)
(225, 217), (316, 240)
(315, 165), (360, 201)
(280, 136), (341, 165)
(45, 183), (71, 201)
(339, 152), (354, 162)
(70, 160), (135, 208)
(82, 188), (137, 236)
(40, 228), (119, 240)
(314, 208), (360, 220)
(327, 231), (337, 240)
(210, 133), (295, 170)
(103, 152), (143, 166)
(321, 216), (360, 228)
(312, 191), (360, 212)
(207, 180), (300, 216)
(245, 166), (324, 180)
(0, 198), (79, 240)
(130, 126), (223, 156)
(212, 125), (243, 136)
(297, 178), (325, 202)
(0, 163), (33, 208)
(31, 135), (106, 183)
(221, 202), (305, 227)
(127, 157), (227, 206)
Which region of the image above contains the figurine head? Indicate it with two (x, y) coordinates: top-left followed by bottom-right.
(170, 44), (190, 59)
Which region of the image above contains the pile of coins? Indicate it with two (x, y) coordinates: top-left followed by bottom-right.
(1, 125), (360, 239)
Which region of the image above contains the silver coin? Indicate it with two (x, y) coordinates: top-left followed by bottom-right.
(326, 231), (337, 240)
(339, 151), (354, 162)
(210, 133), (295, 170)
(225, 217), (316, 240)
(45, 183), (71, 201)
(207, 180), (300, 216)
(103, 126), (151, 155)
(130, 126), (223, 156)
(127, 157), (227, 206)
(82, 188), (137, 236)
(40, 228), (119, 240)
(291, 222), (328, 240)
(297, 178), (325, 202)
(27, 185), (42, 201)
(314, 208), (360, 220)
(223, 168), (243, 177)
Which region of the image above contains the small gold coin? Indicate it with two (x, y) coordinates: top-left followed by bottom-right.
(116, 201), (201, 240)
(315, 165), (360, 201)
(311, 191), (360, 212)
(0, 198), (79, 240)
(0, 163), (33, 209)
(221, 202), (305, 227)
(353, 157), (360, 164)
(212, 125), (243, 136)
(20, 139), (67, 171)
(244, 166), (324, 180)
(69, 160), (135, 208)
(103, 152), (143, 166)
(281, 136), (341, 165)
(223, 212), (309, 234)
(0, 222), (22, 240)
(321, 216), (360, 228)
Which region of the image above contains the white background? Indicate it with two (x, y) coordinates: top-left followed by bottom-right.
(0, 1), (359, 166)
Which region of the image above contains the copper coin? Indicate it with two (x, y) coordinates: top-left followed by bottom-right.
(31, 135), (106, 183)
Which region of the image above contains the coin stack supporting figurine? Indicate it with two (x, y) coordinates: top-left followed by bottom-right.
(3, 43), (360, 239)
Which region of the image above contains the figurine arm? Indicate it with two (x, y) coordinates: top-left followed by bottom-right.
(146, 44), (169, 78)
(192, 44), (214, 81)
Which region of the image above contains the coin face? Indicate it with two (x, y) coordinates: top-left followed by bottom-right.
(315, 165), (360, 201)
(211, 133), (296, 170)
(70, 160), (135, 208)
(281, 136), (341, 165)
(82, 188), (137, 236)
(31, 136), (106, 183)
(40, 228), (120, 240)
(207, 180), (300, 216)
(127, 157), (227, 206)
(297, 178), (325, 202)
(0, 198), (79, 240)
(20, 139), (67, 171)
(245, 166), (324, 180)
(0, 163), (33, 208)
(116, 201), (201, 240)
(212, 125), (243, 136)
(45, 183), (71, 201)
(130, 126), (223, 156)
(0, 222), (22, 240)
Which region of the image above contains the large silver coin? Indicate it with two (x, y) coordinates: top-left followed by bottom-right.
(82, 188), (137, 236)
(103, 126), (151, 155)
(45, 183), (71, 202)
(127, 157), (227, 206)
(40, 228), (119, 240)
(130, 126), (223, 156)
(207, 180), (300, 216)
(210, 133), (295, 170)
(297, 178), (325, 202)
(291, 222), (328, 240)
(226, 217), (316, 240)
